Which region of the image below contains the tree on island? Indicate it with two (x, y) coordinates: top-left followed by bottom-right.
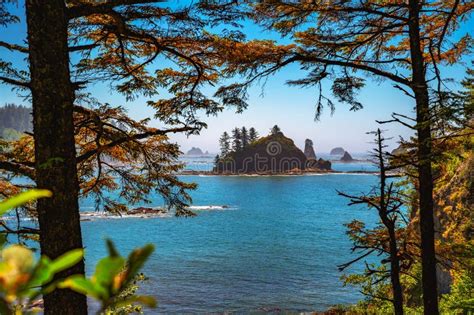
(249, 127), (259, 143)
(219, 131), (231, 156)
(0, 2), (244, 312)
(232, 127), (242, 151)
(241, 126), (249, 148)
(210, 2), (472, 311)
(270, 125), (281, 135)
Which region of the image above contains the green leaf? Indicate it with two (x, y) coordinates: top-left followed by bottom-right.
(59, 275), (105, 300)
(125, 244), (154, 283)
(0, 234), (6, 248)
(106, 239), (120, 258)
(94, 256), (125, 290)
(28, 257), (53, 288)
(49, 249), (84, 274)
(0, 189), (52, 216)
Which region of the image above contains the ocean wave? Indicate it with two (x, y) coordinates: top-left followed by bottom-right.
(80, 210), (171, 221)
(187, 205), (233, 211)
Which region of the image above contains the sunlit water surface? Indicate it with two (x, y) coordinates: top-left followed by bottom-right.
(80, 156), (380, 313)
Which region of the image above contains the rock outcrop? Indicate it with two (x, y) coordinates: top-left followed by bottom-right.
(186, 147), (204, 155)
(340, 151), (354, 162)
(304, 139), (317, 160)
(215, 131), (308, 174)
(214, 128), (332, 174)
(330, 147), (345, 155)
(128, 207), (166, 215)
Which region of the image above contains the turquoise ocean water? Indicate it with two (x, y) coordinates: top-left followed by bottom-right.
(80, 157), (382, 313)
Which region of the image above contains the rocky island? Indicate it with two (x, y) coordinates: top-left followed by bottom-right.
(340, 151), (354, 162)
(330, 147), (345, 155)
(213, 125), (332, 175)
(186, 147), (204, 155)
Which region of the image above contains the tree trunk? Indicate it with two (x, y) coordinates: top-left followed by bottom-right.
(407, 1), (439, 314)
(378, 129), (404, 315)
(388, 229), (404, 315)
(25, 1), (87, 314)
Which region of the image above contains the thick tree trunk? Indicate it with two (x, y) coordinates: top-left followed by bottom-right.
(407, 1), (439, 314)
(388, 229), (404, 315)
(25, 1), (88, 314)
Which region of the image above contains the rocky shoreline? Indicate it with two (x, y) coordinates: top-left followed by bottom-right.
(176, 169), (388, 176)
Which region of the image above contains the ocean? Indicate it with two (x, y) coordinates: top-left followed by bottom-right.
(80, 156), (382, 313)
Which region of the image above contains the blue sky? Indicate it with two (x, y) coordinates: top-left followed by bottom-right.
(1, 1), (472, 154)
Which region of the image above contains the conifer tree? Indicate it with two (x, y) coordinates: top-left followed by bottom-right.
(0, 1), (244, 312)
(219, 131), (231, 156)
(241, 126), (249, 148)
(249, 127), (258, 143)
(210, 2), (473, 312)
(339, 129), (407, 315)
(231, 127), (242, 151)
(271, 125), (281, 135)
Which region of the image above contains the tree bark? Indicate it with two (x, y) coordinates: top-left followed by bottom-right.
(407, 0), (439, 314)
(25, 1), (87, 314)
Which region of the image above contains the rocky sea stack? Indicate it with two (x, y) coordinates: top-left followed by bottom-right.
(304, 139), (317, 159)
(186, 147), (204, 155)
(340, 151), (354, 162)
(330, 147), (345, 155)
(304, 138), (332, 171)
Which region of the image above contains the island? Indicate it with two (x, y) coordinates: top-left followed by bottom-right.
(340, 151), (354, 162)
(212, 125), (332, 174)
(186, 147), (205, 155)
(330, 147), (345, 155)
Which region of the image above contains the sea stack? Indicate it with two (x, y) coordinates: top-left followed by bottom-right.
(340, 151), (354, 162)
(304, 139), (317, 160)
(330, 147), (345, 155)
(186, 147), (204, 155)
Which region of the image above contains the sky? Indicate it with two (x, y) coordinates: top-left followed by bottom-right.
(1, 1), (472, 154)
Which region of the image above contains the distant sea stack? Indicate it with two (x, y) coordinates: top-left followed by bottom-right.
(340, 151), (354, 162)
(330, 147), (345, 155)
(304, 139), (317, 160)
(186, 147), (204, 155)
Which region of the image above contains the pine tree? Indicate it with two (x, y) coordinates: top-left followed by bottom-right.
(241, 126), (249, 148)
(249, 127), (258, 143)
(231, 127), (242, 151)
(338, 129), (406, 315)
(211, 2), (472, 311)
(271, 125), (281, 135)
(0, 1), (244, 312)
(219, 131), (231, 156)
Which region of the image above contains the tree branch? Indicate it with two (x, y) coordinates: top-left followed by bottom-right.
(67, 0), (166, 19)
(0, 41), (28, 53)
(292, 54), (411, 86)
(0, 76), (30, 89)
(0, 161), (35, 179)
(76, 125), (196, 163)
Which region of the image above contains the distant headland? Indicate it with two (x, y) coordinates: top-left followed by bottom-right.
(185, 147), (210, 156)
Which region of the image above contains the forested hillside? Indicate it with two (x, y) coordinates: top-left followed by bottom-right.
(0, 104), (32, 139)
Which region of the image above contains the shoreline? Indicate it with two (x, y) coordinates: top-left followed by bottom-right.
(176, 169), (398, 176)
